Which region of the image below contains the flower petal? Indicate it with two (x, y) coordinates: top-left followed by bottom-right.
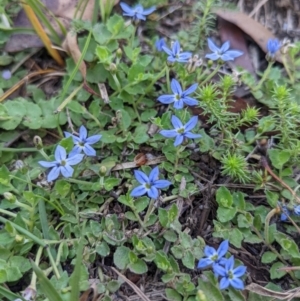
(69, 145), (83, 157)
(172, 40), (180, 55)
(220, 41), (230, 53)
(217, 240), (229, 258)
(55, 145), (67, 161)
(136, 13), (146, 20)
(131, 185), (147, 197)
(83, 144), (96, 156)
(178, 52), (192, 60)
(67, 154), (84, 165)
(230, 278), (244, 290)
(233, 265), (247, 277)
(38, 161), (57, 168)
(183, 83), (198, 96)
(197, 258), (213, 269)
(120, 2), (133, 14)
(170, 79), (182, 95)
(142, 6), (156, 15)
(134, 170), (149, 184)
(173, 99), (184, 110)
(160, 129), (178, 138)
(184, 116), (198, 132)
(149, 166), (159, 182)
(60, 165), (74, 178)
(221, 50), (243, 61)
(219, 277), (230, 290)
(79, 125), (88, 140)
(182, 96), (198, 106)
(174, 135), (184, 146)
(205, 53), (220, 61)
(204, 246), (217, 257)
(167, 56), (176, 62)
(157, 94), (176, 104)
(148, 186), (159, 199)
(171, 115), (183, 129)
(213, 263), (226, 277)
(85, 134), (102, 144)
(153, 179), (171, 189)
(162, 46), (173, 56)
(47, 166), (60, 182)
(207, 38), (220, 53)
(225, 256), (235, 271)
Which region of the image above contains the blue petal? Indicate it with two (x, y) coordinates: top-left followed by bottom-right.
(173, 99), (184, 110)
(66, 154), (84, 165)
(155, 38), (166, 51)
(219, 277), (230, 290)
(220, 41), (230, 53)
(60, 165), (74, 178)
(225, 256), (235, 271)
(182, 96), (198, 106)
(69, 145), (83, 157)
(148, 186), (159, 199)
(47, 166), (60, 182)
(172, 40), (180, 55)
(83, 144), (96, 156)
(294, 205), (300, 215)
(157, 94), (176, 104)
(153, 180), (171, 189)
(160, 129), (178, 138)
(79, 125), (88, 140)
(183, 83), (198, 96)
(120, 2), (134, 14)
(233, 265), (247, 277)
(143, 6), (156, 15)
(217, 240), (229, 258)
(170, 79), (182, 95)
(178, 52), (192, 60)
(204, 246), (217, 257)
(213, 263), (226, 277)
(149, 166), (159, 182)
(134, 170), (149, 184)
(221, 50), (243, 61)
(171, 115), (183, 129)
(131, 185), (147, 197)
(205, 53), (220, 61)
(64, 132), (81, 144)
(207, 38), (220, 53)
(39, 161), (57, 168)
(162, 46), (173, 56)
(167, 56), (176, 62)
(123, 12), (135, 17)
(197, 258), (213, 269)
(174, 135), (184, 146)
(184, 116), (198, 132)
(135, 13), (146, 20)
(55, 145), (67, 161)
(85, 134), (102, 144)
(230, 278), (244, 290)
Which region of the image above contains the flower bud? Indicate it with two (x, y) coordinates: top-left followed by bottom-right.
(99, 166), (107, 176)
(116, 48), (122, 58)
(109, 63), (117, 74)
(4, 192), (16, 203)
(207, 60), (213, 67)
(196, 290), (207, 301)
(33, 136), (43, 150)
(15, 234), (24, 243)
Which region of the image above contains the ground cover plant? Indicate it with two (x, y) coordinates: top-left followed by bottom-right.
(1, 0), (300, 300)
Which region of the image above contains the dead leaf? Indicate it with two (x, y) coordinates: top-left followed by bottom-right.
(214, 9), (283, 63)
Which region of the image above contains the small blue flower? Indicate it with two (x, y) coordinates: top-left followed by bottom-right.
(205, 38), (243, 61)
(64, 125), (102, 157)
(197, 240), (229, 274)
(160, 115), (201, 146)
(39, 145), (84, 182)
(157, 79), (198, 109)
(131, 166), (171, 199)
(120, 2), (156, 21)
(267, 39), (280, 57)
(214, 256), (247, 290)
(162, 40), (192, 63)
(280, 204), (290, 221)
(155, 38), (166, 52)
(2, 70), (11, 80)
(294, 205), (300, 216)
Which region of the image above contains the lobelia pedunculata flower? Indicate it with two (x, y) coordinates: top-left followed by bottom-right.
(213, 256), (247, 290)
(64, 125), (102, 157)
(162, 40), (192, 63)
(39, 145), (84, 182)
(131, 166), (171, 199)
(205, 38), (243, 61)
(157, 78), (198, 109)
(155, 37), (167, 52)
(160, 115), (202, 146)
(267, 38), (280, 57)
(120, 2), (156, 21)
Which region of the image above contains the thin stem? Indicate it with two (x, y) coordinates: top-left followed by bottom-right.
(143, 198), (155, 226)
(254, 61), (274, 91)
(0, 147), (37, 152)
(200, 64), (221, 85)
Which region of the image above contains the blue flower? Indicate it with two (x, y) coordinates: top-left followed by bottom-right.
(160, 115), (201, 146)
(214, 256), (247, 290)
(64, 125), (102, 157)
(131, 166), (171, 199)
(267, 39), (280, 57)
(157, 78), (198, 109)
(197, 240), (229, 274)
(39, 145), (84, 182)
(294, 205), (300, 216)
(155, 38), (166, 52)
(120, 2), (156, 21)
(162, 40), (192, 63)
(205, 38), (243, 61)
(2, 70), (11, 80)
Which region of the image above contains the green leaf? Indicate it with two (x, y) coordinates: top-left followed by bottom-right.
(163, 230), (178, 242)
(270, 262), (286, 279)
(154, 251), (171, 272)
(128, 258), (148, 274)
(0, 269), (6, 283)
(104, 177), (120, 191)
(31, 261), (64, 301)
(54, 180), (71, 197)
(128, 64), (145, 82)
(228, 287), (246, 301)
(0, 285), (24, 300)
(67, 101), (84, 113)
(182, 250), (195, 269)
(233, 192), (245, 210)
(265, 191), (279, 208)
(179, 232), (193, 249)
(22, 102), (43, 129)
(216, 187), (233, 208)
(134, 197), (149, 213)
(95, 242), (110, 257)
(133, 124), (149, 143)
(118, 109), (131, 130)
(95, 45), (111, 63)
(217, 207), (237, 222)
(8, 256), (31, 273)
(261, 251), (277, 264)
(93, 23), (111, 44)
(0, 165), (10, 186)
(197, 273), (224, 301)
(165, 288), (183, 301)
(0, 99), (26, 130)
(158, 208), (169, 228)
(113, 246), (130, 269)
(268, 149), (291, 170)
(107, 14), (124, 34)
(107, 280), (121, 293)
